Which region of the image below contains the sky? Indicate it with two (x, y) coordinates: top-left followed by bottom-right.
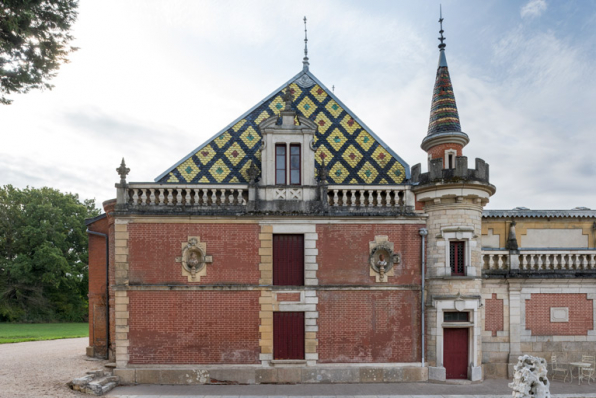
(1, 0), (595, 210)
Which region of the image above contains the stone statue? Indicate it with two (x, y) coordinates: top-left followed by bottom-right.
(187, 251), (200, 277)
(506, 220), (519, 251)
(509, 355), (550, 398)
(377, 253), (387, 281)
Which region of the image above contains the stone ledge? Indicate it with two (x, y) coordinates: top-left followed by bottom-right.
(115, 365), (429, 385)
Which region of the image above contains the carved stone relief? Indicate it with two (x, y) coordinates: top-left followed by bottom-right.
(175, 236), (213, 282)
(369, 236), (400, 282)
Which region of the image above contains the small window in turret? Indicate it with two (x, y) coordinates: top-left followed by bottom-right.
(450, 241), (465, 275)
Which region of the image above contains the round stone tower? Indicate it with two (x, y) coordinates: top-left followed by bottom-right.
(411, 13), (496, 382)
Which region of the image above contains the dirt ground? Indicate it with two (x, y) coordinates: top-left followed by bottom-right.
(0, 337), (108, 398)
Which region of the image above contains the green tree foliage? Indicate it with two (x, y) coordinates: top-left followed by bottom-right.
(0, 185), (99, 322)
(0, 0), (79, 104)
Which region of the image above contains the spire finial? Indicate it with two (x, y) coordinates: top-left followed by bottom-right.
(302, 16), (309, 71)
(438, 5), (446, 51)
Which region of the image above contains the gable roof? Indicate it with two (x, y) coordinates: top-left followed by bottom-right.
(156, 69), (410, 185)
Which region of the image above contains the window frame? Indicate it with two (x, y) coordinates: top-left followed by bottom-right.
(289, 144), (301, 185)
(275, 144), (287, 185)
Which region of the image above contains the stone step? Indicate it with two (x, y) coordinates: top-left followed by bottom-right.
(70, 373), (119, 396)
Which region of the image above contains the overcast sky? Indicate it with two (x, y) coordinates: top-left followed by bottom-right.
(1, 0), (594, 210)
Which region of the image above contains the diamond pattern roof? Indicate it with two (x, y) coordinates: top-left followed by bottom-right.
(156, 70), (409, 185)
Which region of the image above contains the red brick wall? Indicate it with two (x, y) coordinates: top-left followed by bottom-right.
(128, 290), (260, 364)
(316, 224), (424, 285)
(485, 293), (504, 337)
(427, 143), (463, 167)
(127, 223), (260, 285)
(526, 294), (594, 336)
(87, 216), (109, 353)
(276, 293), (300, 301)
(318, 290), (421, 363)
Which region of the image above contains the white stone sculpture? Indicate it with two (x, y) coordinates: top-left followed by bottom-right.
(508, 355), (550, 398)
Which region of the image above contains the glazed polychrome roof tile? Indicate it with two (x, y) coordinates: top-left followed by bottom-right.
(156, 70), (409, 185)
(427, 64), (462, 136)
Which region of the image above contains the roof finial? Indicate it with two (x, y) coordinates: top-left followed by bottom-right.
(438, 5), (446, 51)
(302, 16), (309, 71)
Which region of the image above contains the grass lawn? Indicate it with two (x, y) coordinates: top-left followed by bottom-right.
(0, 323), (88, 344)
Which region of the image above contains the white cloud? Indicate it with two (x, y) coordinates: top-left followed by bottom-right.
(520, 0), (547, 19)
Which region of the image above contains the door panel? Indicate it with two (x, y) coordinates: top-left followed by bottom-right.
(273, 234), (304, 286)
(444, 328), (469, 379)
(273, 312), (305, 359)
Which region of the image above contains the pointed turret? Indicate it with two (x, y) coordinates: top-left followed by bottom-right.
(421, 9), (469, 165)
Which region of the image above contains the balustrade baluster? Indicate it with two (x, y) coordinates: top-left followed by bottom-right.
(544, 254), (551, 270)
(521, 254), (528, 270)
(141, 189), (147, 205)
(202, 189), (208, 205)
(368, 191), (374, 207)
(561, 254), (568, 269)
(176, 190), (182, 205)
(342, 190), (348, 206)
(537, 255), (543, 270)
(376, 190), (382, 207)
(238, 189), (246, 205)
(158, 189), (165, 206)
(220, 189), (227, 205)
(132, 189), (139, 205)
(149, 189), (156, 205)
(590, 254), (596, 269)
(229, 189), (235, 205)
(350, 190), (356, 207)
(552, 254), (559, 270)
(581, 254), (588, 269)
(193, 189), (200, 205)
(211, 189), (217, 206)
(167, 189), (174, 205)
(331, 190), (338, 206)
(488, 254), (495, 270)
(359, 190), (365, 206)
(185, 189), (191, 205)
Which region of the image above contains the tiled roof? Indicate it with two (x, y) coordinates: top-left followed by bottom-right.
(483, 209), (596, 219)
(426, 52), (462, 136)
(156, 70), (409, 185)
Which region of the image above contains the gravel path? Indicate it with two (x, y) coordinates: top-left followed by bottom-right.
(0, 337), (108, 398)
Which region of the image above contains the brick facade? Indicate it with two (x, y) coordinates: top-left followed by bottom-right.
(128, 290), (260, 364)
(426, 143), (463, 166)
(127, 223), (260, 285)
(318, 290), (421, 363)
(316, 224), (424, 286)
(525, 293), (594, 336)
(484, 293), (504, 337)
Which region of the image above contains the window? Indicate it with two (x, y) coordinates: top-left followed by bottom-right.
(273, 234), (304, 285)
(290, 144), (301, 185)
(450, 241), (465, 275)
(275, 145), (286, 185)
(273, 312), (305, 359)
(445, 149), (457, 169)
(444, 312), (469, 322)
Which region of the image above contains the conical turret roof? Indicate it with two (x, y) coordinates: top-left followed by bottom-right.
(426, 50), (462, 136)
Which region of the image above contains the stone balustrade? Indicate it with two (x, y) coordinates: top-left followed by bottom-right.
(124, 184), (248, 207)
(326, 185), (407, 208)
(482, 250), (596, 271)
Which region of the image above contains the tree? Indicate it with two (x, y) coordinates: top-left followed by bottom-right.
(0, 0), (78, 105)
(0, 185), (99, 322)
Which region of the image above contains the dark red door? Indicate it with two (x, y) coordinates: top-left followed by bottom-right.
(273, 312), (305, 359)
(444, 328), (469, 379)
(273, 235), (304, 286)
